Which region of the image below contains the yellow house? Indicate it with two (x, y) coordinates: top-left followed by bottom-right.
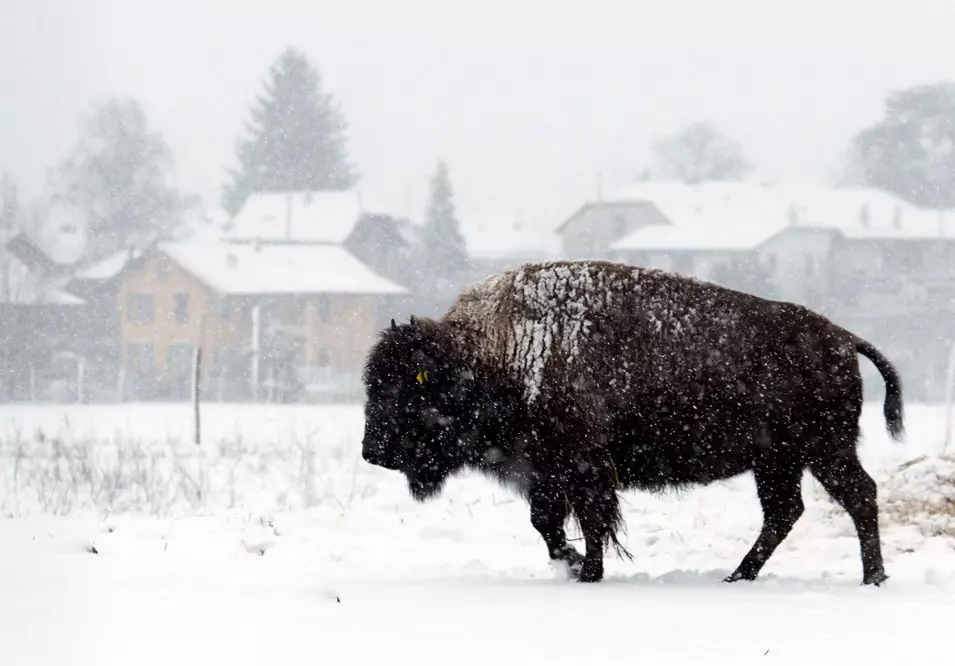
(117, 240), (405, 399)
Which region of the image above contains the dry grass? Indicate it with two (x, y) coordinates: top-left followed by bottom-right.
(0, 427), (375, 517)
(878, 454), (955, 537)
(811, 454), (955, 538)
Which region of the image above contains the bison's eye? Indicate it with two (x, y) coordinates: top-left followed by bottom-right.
(416, 369), (430, 384)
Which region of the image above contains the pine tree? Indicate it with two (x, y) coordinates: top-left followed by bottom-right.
(223, 47), (357, 216)
(419, 161), (467, 285)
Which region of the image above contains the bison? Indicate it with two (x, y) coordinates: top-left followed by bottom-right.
(361, 260), (904, 585)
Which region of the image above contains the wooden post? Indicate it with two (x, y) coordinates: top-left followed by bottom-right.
(76, 357), (85, 404)
(117, 365), (126, 402)
(251, 302), (261, 400)
(192, 345), (202, 446)
(943, 339), (955, 453)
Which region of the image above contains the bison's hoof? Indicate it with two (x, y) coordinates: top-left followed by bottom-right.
(562, 549), (585, 567)
(723, 571), (756, 583)
(863, 571), (888, 586)
(550, 550), (584, 580)
(577, 560), (603, 583)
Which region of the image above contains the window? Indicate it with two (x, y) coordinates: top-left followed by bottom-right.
(289, 297), (306, 325)
(166, 343), (194, 377)
(293, 338), (307, 365)
(174, 293), (189, 323)
(217, 299), (231, 322)
(766, 254), (778, 273)
(611, 213), (627, 238)
(125, 343), (154, 376)
(156, 258), (170, 282)
(671, 252), (693, 275)
(630, 251), (650, 267)
(316, 348), (330, 368)
(127, 294), (154, 323)
(316, 295), (331, 322)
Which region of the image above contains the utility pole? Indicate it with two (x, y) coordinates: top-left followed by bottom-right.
(0, 173), (18, 303)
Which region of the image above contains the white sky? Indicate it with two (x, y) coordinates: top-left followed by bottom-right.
(2, 0), (954, 230)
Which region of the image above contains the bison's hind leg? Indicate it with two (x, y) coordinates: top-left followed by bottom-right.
(529, 483), (585, 577)
(725, 457), (805, 583)
(809, 450), (886, 586)
(564, 460), (629, 583)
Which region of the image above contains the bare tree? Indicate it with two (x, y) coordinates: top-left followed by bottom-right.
(652, 121), (752, 184)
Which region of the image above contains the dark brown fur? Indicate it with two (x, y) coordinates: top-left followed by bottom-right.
(361, 260), (904, 585)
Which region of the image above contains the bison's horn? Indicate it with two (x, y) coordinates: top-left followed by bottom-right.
(391, 318), (398, 331)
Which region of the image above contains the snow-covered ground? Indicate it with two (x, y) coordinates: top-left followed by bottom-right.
(2, 401), (955, 665)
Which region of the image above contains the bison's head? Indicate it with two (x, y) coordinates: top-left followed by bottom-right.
(361, 316), (480, 502)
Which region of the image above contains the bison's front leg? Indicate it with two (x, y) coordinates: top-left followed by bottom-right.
(529, 483), (584, 577)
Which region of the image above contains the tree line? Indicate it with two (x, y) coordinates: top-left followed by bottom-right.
(4, 47), (955, 281)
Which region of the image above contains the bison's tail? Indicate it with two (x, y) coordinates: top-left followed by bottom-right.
(855, 338), (904, 441)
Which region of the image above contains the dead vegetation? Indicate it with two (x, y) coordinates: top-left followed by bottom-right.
(0, 428), (376, 517)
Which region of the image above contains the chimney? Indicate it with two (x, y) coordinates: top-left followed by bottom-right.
(787, 204), (799, 225)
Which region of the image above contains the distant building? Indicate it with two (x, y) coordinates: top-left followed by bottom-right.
(459, 215), (561, 280)
(115, 240), (405, 401)
(554, 181), (688, 259)
(0, 202), (104, 402)
(571, 179), (955, 401)
(2, 189), (411, 403)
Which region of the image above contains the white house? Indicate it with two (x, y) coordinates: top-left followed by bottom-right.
(604, 181), (955, 303)
(459, 215), (561, 279)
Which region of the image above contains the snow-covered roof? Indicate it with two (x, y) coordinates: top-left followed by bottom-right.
(461, 216), (561, 259)
(616, 224), (778, 252)
(160, 241), (406, 296)
(72, 249), (132, 281)
(610, 180), (955, 252)
(225, 190), (390, 244)
(1, 269), (84, 305)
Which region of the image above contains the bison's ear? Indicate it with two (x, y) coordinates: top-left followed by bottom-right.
(409, 314), (419, 328)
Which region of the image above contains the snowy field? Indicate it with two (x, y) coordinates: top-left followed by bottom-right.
(3, 401), (955, 665)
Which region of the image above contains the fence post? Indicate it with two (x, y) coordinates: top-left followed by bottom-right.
(192, 345), (202, 446)
(942, 339), (955, 453)
(76, 357), (85, 404)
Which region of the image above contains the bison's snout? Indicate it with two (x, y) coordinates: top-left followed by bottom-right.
(362, 437), (403, 471)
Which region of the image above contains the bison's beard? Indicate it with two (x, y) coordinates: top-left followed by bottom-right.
(406, 470), (449, 503)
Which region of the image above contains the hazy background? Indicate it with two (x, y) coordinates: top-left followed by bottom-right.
(3, 0), (954, 227)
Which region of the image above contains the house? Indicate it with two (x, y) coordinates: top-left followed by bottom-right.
(606, 182), (955, 299)
(222, 189), (418, 323)
(460, 215), (561, 280)
(0, 204), (97, 401)
(116, 240), (405, 401)
(114, 190), (410, 402)
(554, 180), (740, 259)
(603, 180), (955, 400)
